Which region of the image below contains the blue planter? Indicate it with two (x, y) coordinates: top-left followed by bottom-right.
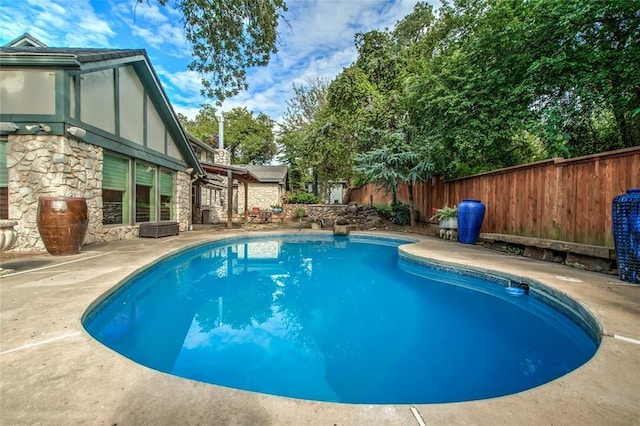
(612, 188), (640, 284)
(458, 199), (486, 244)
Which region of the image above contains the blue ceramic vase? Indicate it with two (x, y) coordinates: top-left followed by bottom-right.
(458, 199), (486, 244)
(612, 188), (640, 284)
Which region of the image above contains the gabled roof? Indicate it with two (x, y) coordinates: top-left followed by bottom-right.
(200, 163), (261, 184)
(4, 33), (47, 48)
(186, 133), (286, 184)
(0, 46), (146, 64)
(186, 132), (219, 154)
(1, 32), (144, 64)
(244, 165), (288, 184)
(0, 34), (203, 176)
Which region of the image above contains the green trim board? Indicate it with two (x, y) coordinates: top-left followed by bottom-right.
(114, 66), (120, 136)
(0, 139), (7, 186)
(54, 69), (66, 120)
(143, 89), (148, 148)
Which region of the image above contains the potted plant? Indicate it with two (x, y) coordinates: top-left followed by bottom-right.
(430, 205), (458, 229)
(271, 204), (283, 214)
(293, 206), (306, 230)
(293, 206), (306, 218)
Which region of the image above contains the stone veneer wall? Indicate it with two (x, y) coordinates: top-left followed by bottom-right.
(8, 135), (102, 251)
(210, 148), (231, 222)
(238, 183), (282, 212)
(7, 134), (191, 251)
(175, 170), (191, 231)
(213, 148), (230, 165)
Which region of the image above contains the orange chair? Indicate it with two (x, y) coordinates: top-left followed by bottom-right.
(249, 207), (260, 222)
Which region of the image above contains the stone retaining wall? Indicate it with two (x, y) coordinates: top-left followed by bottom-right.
(282, 203), (384, 230)
(282, 204), (349, 225)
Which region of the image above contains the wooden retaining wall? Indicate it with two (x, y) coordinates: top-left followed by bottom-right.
(348, 147), (640, 247)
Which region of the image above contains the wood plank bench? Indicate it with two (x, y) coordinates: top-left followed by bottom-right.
(139, 221), (180, 238)
(478, 233), (617, 274)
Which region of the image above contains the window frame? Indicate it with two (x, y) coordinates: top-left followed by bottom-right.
(102, 151), (131, 226)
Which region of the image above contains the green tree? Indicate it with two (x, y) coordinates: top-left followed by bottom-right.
(522, 0), (640, 151)
(224, 107), (276, 165)
(280, 0), (639, 208)
(148, 0), (287, 102)
(405, 0), (640, 178)
(179, 104), (220, 146)
(279, 78), (329, 191)
(354, 127), (431, 227)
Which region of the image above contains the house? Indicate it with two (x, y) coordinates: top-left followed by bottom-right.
(0, 34), (203, 251)
(187, 135), (287, 223)
(186, 132), (227, 224)
(237, 165), (288, 212)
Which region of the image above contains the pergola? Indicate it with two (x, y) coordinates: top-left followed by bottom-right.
(200, 162), (260, 228)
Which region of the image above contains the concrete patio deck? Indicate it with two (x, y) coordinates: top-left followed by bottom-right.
(1, 229), (639, 425)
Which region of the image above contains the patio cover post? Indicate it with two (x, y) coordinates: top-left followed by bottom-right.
(227, 169), (233, 229)
(243, 181), (249, 225)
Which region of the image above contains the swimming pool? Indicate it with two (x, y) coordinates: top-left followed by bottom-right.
(83, 234), (598, 404)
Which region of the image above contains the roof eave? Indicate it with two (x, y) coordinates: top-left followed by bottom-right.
(0, 53), (81, 67)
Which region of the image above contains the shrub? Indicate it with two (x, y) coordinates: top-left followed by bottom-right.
(391, 202), (410, 225)
(373, 202), (411, 224)
(288, 191), (319, 204)
(293, 207), (306, 218)
(373, 204), (394, 220)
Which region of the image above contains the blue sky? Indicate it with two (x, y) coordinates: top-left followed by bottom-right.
(0, 0), (436, 123)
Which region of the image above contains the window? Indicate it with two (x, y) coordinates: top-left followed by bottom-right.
(160, 170), (174, 220)
(201, 187), (211, 206)
(102, 153), (177, 225)
(135, 162), (156, 223)
(102, 153), (130, 225)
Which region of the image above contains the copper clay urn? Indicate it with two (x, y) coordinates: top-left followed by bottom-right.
(37, 196), (89, 255)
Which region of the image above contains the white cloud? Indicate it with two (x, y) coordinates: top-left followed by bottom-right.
(174, 104), (202, 121)
(228, 0), (431, 123)
(0, 0), (439, 127)
(156, 67), (203, 98)
(0, 0), (115, 47)
(110, 1), (187, 54)
(131, 1), (169, 24)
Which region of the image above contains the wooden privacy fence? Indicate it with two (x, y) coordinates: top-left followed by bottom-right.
(348, 147), (640, 247)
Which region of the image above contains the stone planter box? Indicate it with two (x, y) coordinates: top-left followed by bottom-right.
(439, 217), (458, 229)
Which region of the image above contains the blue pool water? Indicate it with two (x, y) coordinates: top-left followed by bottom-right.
(83, 235), (598, 404)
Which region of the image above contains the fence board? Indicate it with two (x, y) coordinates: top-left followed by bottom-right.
(348, 147), (640, 247)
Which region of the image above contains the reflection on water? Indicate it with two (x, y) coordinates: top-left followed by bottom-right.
(85, 237), (597, 403)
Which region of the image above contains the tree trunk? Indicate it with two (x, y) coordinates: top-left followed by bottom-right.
(612, 108), (634, 148)
(312, 172), (319, 196)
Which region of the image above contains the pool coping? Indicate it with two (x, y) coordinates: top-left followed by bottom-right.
(1, 230), (639, 425)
